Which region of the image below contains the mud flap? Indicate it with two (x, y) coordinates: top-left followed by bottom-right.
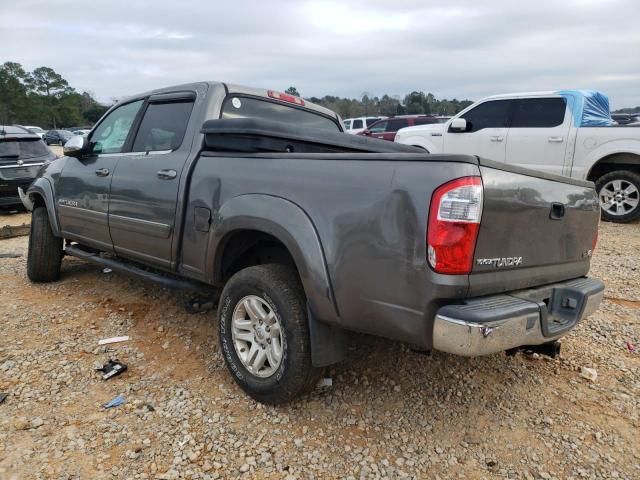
(307, 305), (346, 367)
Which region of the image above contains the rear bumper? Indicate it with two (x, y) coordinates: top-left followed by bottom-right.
(0, 182), (31, 207)
(433, 277), (604, 356)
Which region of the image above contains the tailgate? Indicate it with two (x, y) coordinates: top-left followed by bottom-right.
(470, 160), (600, 296)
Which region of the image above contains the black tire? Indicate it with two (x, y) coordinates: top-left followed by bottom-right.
(595, 170), (640, 223)
(27, 207), (63, 282)
(218, 264), (319, 404)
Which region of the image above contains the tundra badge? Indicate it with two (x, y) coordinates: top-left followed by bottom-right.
(476, 257), (523, 268)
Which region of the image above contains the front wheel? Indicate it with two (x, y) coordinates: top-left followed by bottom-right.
(218, 264), (319, 404)
(27, 206), (63, 282)
(595, 170), (640, 223)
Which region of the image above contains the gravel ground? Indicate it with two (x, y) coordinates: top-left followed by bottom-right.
(0, 219), (638, 480)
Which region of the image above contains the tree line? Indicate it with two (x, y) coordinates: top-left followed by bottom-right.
(285, 86), (474, 118)
(4, 61), (635, 130)
(0, 62), (108, 129)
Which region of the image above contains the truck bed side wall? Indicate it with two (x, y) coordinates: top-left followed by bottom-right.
(181, 155), (479, 347)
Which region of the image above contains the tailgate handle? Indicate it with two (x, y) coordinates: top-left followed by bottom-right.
(550, 202), (565, 220)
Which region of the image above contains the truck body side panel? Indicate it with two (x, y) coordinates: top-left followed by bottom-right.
(183, 154), (478, 346)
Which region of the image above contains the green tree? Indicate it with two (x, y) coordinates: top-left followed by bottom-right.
(284, 86), (300, 97)
(0, 61), (108, 128)
(27, 66), (76, 128)
(0, 62), (29, 124)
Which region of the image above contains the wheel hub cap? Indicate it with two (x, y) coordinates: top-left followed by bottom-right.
(599, 179), (639, 216)
(231, 295), (284, 378)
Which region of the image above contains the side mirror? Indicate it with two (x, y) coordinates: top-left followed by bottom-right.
(362, 129), (371, 136)
(63, 135), (88, 158)
(449, 118), (467, 132)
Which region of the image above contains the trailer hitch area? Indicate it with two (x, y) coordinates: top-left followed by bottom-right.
(505, 341), (561, 359)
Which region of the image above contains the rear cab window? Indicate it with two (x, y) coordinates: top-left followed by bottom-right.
(387, 119), (409, 131)
(222, 96), (341, 132)
(132, 100), (194, 152)
(368, 121), (387, 133)
(511, 98), (567, 128)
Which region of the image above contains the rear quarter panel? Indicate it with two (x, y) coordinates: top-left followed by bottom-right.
(573, 126), (640, 179)
(184, 154), (479, 346)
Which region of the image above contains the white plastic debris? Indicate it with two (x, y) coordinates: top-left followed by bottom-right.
(102, 268), (112, 273)
(580, 366), (598, 382)
(98, 336), (130, 346)
(317, 377), (333, 388)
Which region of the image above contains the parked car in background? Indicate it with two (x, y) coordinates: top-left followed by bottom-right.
(611, 113), (639, 125)
(359, 115), (450, 142)
(43, 129), (73, 145)
(343, 116), (385, 134)
(395, 90), (640, 222)
(22, 81), (603, 404)
(0, 125), (56, 209)
(23, 126), (46, 138)
(71, 128), (91, 136)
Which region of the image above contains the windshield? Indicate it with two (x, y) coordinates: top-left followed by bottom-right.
(0, 138), (51, 159)
(222, 96), (340, 132)
(28, 127), (44, 133)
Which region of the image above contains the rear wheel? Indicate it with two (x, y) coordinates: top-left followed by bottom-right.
(27, 207), (63, 282)
(218, 264), (319, 404)
(595, 170), (640, 223)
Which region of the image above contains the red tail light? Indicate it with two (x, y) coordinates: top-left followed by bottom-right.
(427, 176), (483, 275)
(268, 90), (305, 106)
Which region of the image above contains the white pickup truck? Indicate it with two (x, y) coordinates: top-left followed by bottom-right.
(395, 90), (640, 223)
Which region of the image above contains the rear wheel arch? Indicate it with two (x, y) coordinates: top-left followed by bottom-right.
(207, 195), (339, 323)
(215, 230), (299, 284)
(587, 153), (640, 182)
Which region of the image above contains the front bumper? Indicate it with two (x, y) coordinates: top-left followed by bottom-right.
(433, 277), (604, 356)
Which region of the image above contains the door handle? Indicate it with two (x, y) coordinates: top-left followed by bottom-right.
(156, 169), (177, 180)
(95, 168), (110, 177)
(548, 137), (564, 143)
(490, 136), (504, 142)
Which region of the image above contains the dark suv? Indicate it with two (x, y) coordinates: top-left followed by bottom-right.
(359, 115), (450, 141)
(43, 129), (73, 145)
(0, 126), (56, 208)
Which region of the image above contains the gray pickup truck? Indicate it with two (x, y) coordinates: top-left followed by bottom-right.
(22, 81), (604, 404)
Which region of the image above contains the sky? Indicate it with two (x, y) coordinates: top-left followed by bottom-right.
(2, 0), (640, 108)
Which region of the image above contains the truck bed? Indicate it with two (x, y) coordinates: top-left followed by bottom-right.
(186, 120), (600, 347)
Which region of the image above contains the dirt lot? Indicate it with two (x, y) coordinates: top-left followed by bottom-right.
(0, 218), (638, 480)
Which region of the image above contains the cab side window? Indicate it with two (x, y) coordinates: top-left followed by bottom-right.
(387, 119), (409, 131)
(368, 120), (387, 133)
(90, 100), (143, 154)
(511, 98), (567, 128)
(352, 119), (363, 129)
(132, 101), (194, 152)
(461, 100), (512, 132)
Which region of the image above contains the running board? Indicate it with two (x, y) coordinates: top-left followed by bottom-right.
(65, 245), (212, 294)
